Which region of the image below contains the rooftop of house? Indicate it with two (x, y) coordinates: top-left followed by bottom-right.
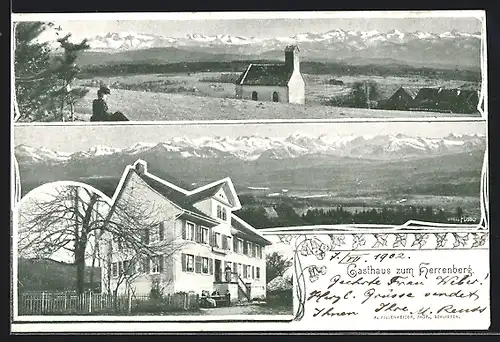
(235, 63), (294, 87)
(392, 86), (419, 99)
(110, 160), (271, 246)
(414, 87), (479, 102)
(235, 45), (301, 87)
(415, 87), (441, 100)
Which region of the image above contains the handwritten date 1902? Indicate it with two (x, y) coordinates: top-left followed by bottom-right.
(373, 252), (407, 263)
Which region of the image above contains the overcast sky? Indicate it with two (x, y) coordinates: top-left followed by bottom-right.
(14, 121), (486, 153)
(13, 13), (483, 42)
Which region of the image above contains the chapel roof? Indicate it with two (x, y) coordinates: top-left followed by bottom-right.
(235, 63), (294, 87)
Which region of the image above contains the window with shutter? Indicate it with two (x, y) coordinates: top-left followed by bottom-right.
(186, 222), (195, 241)
(209, 258), (214, 275)
(222, 234), (228, 249)
(201, 257), (209, 274)
(195, 225), (201, 243)
(159, 222), (165, 241)
(195, 256), (202, 273)
(252, 266), (255, 279)
(243, 240), (248, 255)
(215, 233), (221, 248)
(125, 260), (134, 276)
(227, 236), (232, 251)
(181, 220), (186, 239)
(151, 256), (161, 274)
(201, 227), (209, 244)
(233, 262), (237, 274)
(233, 238), (237, 252)
(256, 267), (260, 279)
(142, 257), (150, 273)
(209, 228), (214, 246)
(159, 255), (164, 273)
(186, 254), (194, 272)
(181, 253), (186, 272)
(222, 208), (227, 221)
(243, 265), (247, 278)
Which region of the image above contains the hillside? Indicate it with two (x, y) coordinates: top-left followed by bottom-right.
(17, 258), (101, 293)
(74, 48), (261, 67)
(74, 87), (478, 121)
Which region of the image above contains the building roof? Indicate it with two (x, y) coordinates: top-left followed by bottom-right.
(184, 183), (224, 205)
(457, 89), (479, 101)
(390, 86), (418, 100)
(285, 45), (300, 52)
(231, 215), (273, 246)
(415, 88), (440, 101)
(235, 63), (293, 87)
(401, 87), (418, 99)
(108, 160), (269, 244)
(136, 171), (212, 220)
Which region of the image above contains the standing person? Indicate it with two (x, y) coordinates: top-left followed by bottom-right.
(90, 85), (129, 122)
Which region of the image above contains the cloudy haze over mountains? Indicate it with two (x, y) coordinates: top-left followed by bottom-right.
(15, 132), (486, 165)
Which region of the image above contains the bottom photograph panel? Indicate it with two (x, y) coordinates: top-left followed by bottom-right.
(11, 120), (488, 331)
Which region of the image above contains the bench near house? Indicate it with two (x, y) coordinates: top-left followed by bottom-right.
(101, 159), (272, 303)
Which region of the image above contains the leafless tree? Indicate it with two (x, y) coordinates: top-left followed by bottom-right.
(18, 184), (185, 295)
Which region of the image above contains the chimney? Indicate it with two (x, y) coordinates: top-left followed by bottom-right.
(134, 159), (148, 175)
(285, 45), (300, 73)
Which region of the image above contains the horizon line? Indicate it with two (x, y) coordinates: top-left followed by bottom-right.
(13, 132), (487, 152)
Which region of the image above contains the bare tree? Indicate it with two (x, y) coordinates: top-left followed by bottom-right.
(18, 184), (185, 295)
(98, 231), (178, 310)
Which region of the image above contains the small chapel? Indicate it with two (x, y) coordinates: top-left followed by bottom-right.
(234, 45), (306, 105)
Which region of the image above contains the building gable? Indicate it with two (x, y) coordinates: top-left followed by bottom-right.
(188, 179), (241, 210)
(215, 187), (230, 205)
(390, 87), (418, 101)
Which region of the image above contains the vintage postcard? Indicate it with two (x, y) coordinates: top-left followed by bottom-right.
(10, 9), (490, 334)
(12, 10), (487, 123)
(10, 118), (489, 332)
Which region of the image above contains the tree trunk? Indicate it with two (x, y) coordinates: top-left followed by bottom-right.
(70, 100), (74, 121)
(113, 289), (119, 313)
(60, 94), (65, 122)
(89, 233), (100, 290)
(75, 248), (86, 295)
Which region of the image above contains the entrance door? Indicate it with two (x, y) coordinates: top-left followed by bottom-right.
(272, 91), (279, 102)
(252, 91), (258, 101)
(214, 259), (222, 282)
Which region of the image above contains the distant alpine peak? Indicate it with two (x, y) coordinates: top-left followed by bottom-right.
(79, 28), (481, 51)
(15, 133), (486, 165)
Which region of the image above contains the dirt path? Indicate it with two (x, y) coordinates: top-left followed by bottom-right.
(198, 305), (293, 316)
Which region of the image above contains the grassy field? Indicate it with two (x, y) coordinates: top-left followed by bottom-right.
(77, 72), (479, 106)
(74, 85), (478, 122)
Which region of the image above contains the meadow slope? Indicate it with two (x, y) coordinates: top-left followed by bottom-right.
(74, 87), (478, 121)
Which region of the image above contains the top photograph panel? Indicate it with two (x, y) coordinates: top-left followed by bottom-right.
(12, 11), (487, 123)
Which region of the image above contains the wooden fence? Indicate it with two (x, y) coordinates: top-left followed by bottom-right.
(17, 291), (199, 315)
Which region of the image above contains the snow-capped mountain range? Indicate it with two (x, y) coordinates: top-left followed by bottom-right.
(43, 28), (482, 68)
(71, 29), (481, 52)
(15, 133), (486, 165)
